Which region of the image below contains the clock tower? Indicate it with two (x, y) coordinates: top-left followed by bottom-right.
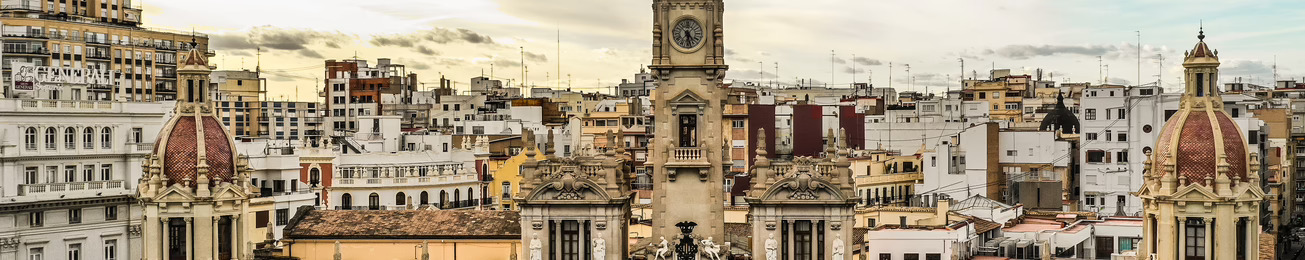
(648, 0), (730, 256)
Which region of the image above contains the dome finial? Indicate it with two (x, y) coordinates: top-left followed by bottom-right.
(1198, 21), (1205, 41)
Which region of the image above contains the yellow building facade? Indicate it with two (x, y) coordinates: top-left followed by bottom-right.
(487, 150), (546, 210)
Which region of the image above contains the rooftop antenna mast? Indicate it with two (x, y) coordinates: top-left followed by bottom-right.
(557, 27), (561, 90)
(1098, 56), (1104, 84)
(852, 54), (858, 86)
(1136, 30), (1141, 88)
(830, 50), (836, 88)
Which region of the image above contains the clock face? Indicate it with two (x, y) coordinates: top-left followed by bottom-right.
(672, 19), (704, 49)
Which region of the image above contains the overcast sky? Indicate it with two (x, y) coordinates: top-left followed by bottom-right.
(144, 0), (1305, 101)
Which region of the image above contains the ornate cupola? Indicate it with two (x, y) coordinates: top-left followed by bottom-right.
(139, 39), (248, 196)
(137, 39), (257, 260)
(1137, 28), (1267, 260)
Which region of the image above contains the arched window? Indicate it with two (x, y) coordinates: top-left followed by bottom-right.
(100, 127), (112, 149)
(44, 128), (56, 150)
(420, 191), (430, 206)
(64, 127), (75, 149)
(439, 191), (448, 208)
(309, 168), (321, 187)
(467, 187), (474, 206)
(83, 127), (94, 149)
(368, 193), (380, 210)
(340, 193), (353, 210)
(395, 192), (406, 206)
(24, 127), (37, 150)
(454, 189), (461, 208)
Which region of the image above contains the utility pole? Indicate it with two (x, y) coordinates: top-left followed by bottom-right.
(852, 54), (858, 86)
(1157, 54), (1164, 89)
(774, 62), (779, 88)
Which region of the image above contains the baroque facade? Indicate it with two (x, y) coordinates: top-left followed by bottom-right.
(517, 130), (634, 260)
(1136, 29), (1275, 260)
(747, 130), (858, 260)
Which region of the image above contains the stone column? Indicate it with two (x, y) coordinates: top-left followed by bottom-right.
(212, 216), (219, 260)
(1176, 217), (1185, 259)
(185, 217), (193, 260)
(1203, 217), (1212, 259)
(232, 214), (242, 260)
(163, 218), (171, 260)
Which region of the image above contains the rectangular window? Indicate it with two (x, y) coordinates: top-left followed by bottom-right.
(83, 165), (95, 182)
(1185, 218), (1206, 258)
(1118, 108), (1127, 119)
(1087, 150), (1107, 163)
(1118, 133), (1128, 142)
(1086, 194), (1097, 205)
(25, 167), (39, 184)
(904, 254), (920, 260)
(1249, 130), (1259, 144)
(256, 211), (269, 228)
(1117, 150), (1129, 163)
(1085, 109), (1096, 120)
(1105, 130), (1112, 141)
(65, 244), (80, 260)
(276, 208), (289, 226)
(732, 119), (745, 128)
(794, 220), (812, 260)
(29, 211), (43, 227)
(69, 208), (82, 224)
(105, 206), (118, 220)
(560, 220), (581, 260)
(101, 164), (112, 180)
(103, 239), (117, 260)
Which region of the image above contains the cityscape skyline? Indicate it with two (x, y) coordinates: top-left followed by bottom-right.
(143, 0), (1305, 102)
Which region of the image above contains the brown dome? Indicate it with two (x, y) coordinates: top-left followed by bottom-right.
(1153, 109), (1247, 185)
(155, 111), (237, 188)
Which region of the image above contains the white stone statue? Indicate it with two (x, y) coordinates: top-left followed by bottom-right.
(701, 237), (721, 260)
(652, 236), (669, 260)
(593, 236), (606, 260)
(765, 232), (778, 260)
(529, 234), (543, 260)
(832, 233), (845, 260)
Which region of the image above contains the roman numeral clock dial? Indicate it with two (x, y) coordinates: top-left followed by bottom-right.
(672, 18), (704, 50)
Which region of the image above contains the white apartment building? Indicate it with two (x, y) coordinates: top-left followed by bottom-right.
(1078, 85), (1267, 216)
(233, 140), (316, 240)
(0, 98), (173, 260)
(329, 150), (478, 210)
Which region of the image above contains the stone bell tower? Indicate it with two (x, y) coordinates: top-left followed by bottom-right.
(648, 0), (730, 258)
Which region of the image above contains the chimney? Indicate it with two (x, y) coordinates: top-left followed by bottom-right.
(935, 198), (950, 221)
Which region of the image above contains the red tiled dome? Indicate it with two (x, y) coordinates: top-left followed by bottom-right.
(1153, 109), (1247, 185)
(156, 113), (236, 188)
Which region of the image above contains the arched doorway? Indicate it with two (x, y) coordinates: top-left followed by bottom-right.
(368, 193), (380, 210)
(420, 191), (430, 206)
(340, 193), (353, 210)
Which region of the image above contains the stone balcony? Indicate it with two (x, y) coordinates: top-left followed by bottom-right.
(19, 180), (125, 195)
(333, 174), (478, 188)
(666, 147), (711, 167)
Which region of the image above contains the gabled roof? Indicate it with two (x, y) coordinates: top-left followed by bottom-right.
(284, 209), (520, 240)
(950, 194), (1014, 211)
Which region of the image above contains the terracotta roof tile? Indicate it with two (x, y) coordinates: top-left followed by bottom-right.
(1176, 112), (1216, 184)
(202, 117), (235, 182)
(164, 117), (197, 184)
(285, 209), (521, 239)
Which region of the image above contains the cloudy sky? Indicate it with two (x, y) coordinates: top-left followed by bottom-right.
(144, 0), (1305, 101)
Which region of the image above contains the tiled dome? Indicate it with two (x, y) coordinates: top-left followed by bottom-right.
(155, 111), (237, 188)
(1150, 28), (1249, 186)
(1153, 109), (1247, 185)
